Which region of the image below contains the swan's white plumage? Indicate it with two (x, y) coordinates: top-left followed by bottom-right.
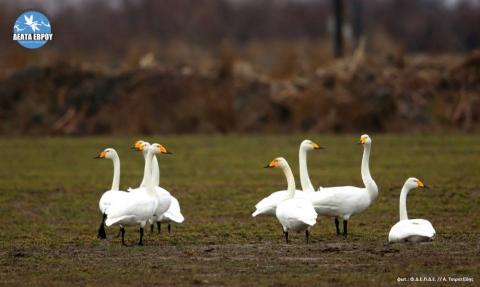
(105, 144), (166, 229)
(309, 135), (378, 222)
(252, 189), (303, 217)
(252, 140), (322, 217)
(105, 193), (158, 226)
(96, 148), (128, 214)
(308, 186), (371, 220)
(388, 177), (436, 243)
(388, 219), (436, 243)
(152, 197), (184, 224)
(276, 197), (317, 232)
(261, 157), (318, 236)
(133, 140), (183, 227)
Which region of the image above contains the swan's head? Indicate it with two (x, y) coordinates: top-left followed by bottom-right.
(150, 143), (172, 155)
(405, 177), (430, 190)
(301, 139), (323, 151)
(133, 140), (150, 152)
(359, 134), (372, 145)
(264, 157), (288, 169)
(95, 148), (117, 160)
(132, 140), (145, 150)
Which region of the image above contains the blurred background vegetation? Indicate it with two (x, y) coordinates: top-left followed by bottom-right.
(1, 0), (479, 135)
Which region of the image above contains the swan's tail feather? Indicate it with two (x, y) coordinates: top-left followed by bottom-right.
(166, 212), (184, 223)
(97, 213), (107, 239)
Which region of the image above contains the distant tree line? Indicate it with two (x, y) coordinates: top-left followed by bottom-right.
(2, 0), (480, 55)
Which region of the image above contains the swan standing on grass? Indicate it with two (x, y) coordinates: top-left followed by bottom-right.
(133, 140), (184, 233)
(252, 140), (323, 217)
(310, 134), (378, 236)
(388, 178), (436, 243)
(105, 143), (169, 246)
(265, 157), (318, 243)
(95, 148), (128, 239)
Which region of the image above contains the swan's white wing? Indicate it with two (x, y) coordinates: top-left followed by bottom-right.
(388, 219), (436, 243)
(105, 193), (157, 226)
(308, 186), (369, 218)
(158, 196), (184, 223)
(276, 199), (317, 227)
(252, 190), (303, 217)
(154, 186), (172, 215)
(99, 190), (128, 213)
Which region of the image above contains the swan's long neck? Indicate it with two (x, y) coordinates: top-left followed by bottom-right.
(399, 185), (411, 221)
(299, 147), (314, 192)
(140, 150), (149, 187)
(361, 143), (378, 202)
(143, 150), (155, 190)
(281, 163), (296, 199)
(152, 156), (160, 186)
(111, 154), (120, 191)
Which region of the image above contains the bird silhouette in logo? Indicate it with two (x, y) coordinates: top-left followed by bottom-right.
(24, 14), (41, 32)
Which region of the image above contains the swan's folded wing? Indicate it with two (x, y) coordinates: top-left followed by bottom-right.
(252, 190), (287, 217)
(278, 200), (317, 226)
(389, 219), (436, 242)
(105, 194), (156, 226)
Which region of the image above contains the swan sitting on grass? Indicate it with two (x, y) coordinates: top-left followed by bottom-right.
(388, 178), (436, 243)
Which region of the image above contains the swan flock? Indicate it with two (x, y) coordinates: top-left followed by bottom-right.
(95, 135), (435, 246)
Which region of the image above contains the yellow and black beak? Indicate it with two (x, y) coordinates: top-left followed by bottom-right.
(417, 180), (431, 189)
(358, 136), (367, 145)
(160, 145), (172, 154)
(132, 141), (144, 151)
(264, 159), (278, 168)
(311, 142), (324, 150)
(95, 151), (107, 159)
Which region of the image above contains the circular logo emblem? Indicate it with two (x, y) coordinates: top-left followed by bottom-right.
(13, 11), (53, 49)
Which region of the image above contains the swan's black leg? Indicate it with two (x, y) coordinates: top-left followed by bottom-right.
(138, 227), (144, 246)
(97, 213), (107, 239)
(305, 230), (310, 244)
(335, 218), (341, 235)
(150, 223), (154, 233)
(157, 222), (161, 233)
(120, 227), (127, 246)
(167, 223), (171, 234)
(115, 228), (122, 238)
(343, 220), (348, 236)
(283, 230), (289, 244)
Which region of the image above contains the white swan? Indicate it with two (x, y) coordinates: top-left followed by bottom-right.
(388, 178), (436, 243)
(95, 148), (129, 239)
(265, 157), (317, 243)
(309, 134), (378, 236)
(105, 143), (167, 246)
(133, 140), (184, 233)
(252, 140), (323, 217)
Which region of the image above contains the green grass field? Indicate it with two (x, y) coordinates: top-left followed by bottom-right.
(0, 135), (479, 286)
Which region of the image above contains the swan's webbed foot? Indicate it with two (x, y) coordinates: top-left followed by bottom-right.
(335, 218), (341, 235)
(157, 222), (161, 233)
(343, 220), (348, 237)
(97, 213), (107, 239)
(167, 223), (171, 234)
(138, 227), (144, 246)
(305, 230), (310, 244)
